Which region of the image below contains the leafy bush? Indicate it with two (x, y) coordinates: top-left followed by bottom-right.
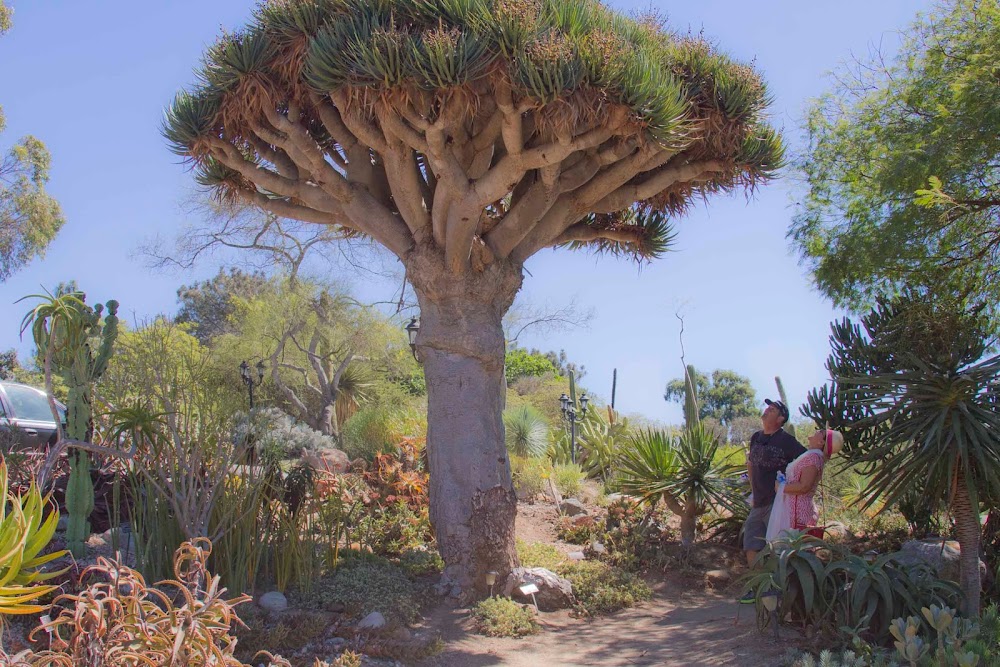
(503, 405), (550, 458)
(557, 516), (599, 545)
(341, 406), (398, 462)
(510, 456), (550, 500)
(296, 559), (420, 625)
(505, 348), (558, 384)
(234, 607), (328, 663)
(398, 547), (444, 577)
(472, 597), (539, 638)
(516, 540), (568, 571)
(743, 532), (961, 644)
(552, 463), (585, 497)
(558, 561), (651, 616)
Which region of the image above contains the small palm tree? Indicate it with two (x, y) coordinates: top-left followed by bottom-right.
(617, 424), (742, 546)
(503, 405), (550, 459)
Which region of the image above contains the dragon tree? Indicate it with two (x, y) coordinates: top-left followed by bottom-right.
(164, 0), (782, 597)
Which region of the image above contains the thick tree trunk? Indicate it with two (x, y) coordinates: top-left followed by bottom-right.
(408, 248), (523, 599)
(952, 475), (982, 616)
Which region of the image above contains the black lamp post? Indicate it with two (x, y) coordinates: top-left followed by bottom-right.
(240, 359), (266, 410)
(405, 317), (420, 361)
(559, 392), (588, 464)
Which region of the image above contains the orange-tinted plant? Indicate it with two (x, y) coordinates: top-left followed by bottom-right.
(1, 538), (291, 666)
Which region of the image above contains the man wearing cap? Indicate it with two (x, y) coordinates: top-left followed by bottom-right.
(740, 398), (806, 600)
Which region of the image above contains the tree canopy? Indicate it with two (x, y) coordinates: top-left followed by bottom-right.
(790, 0), (1000, 316)
(0, 2), (65, 281)
(663, 366), (757, 424)
(163, 0), (782, 274)
(175, 267), (273, 343)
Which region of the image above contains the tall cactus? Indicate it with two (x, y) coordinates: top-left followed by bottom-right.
(683, 364), (700, 430)
(774, 375), (796, 438)
(21, 290), (119, 557)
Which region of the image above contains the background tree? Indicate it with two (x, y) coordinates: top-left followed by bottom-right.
(164, 0), (782, 596)
(0, 2), (64, 281)
(790, 0), (1000, 319)
(801, 292), (1000, 615)
(174, 268), (272, 343)
(664, 367), (757, 424)
(215, 278), (409, 438)
(504, 346), (558, 384)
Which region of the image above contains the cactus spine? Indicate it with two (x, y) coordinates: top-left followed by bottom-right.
(23, 291), (119, 557)
(774, 375), (796, 438)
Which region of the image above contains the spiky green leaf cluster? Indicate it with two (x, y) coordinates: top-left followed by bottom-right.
(165, 0), (779, 152)
(563, 209), (677, 262)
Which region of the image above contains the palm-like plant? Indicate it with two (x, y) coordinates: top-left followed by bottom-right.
(503, 405), (549, 458)
(617, 424), (742, 546)
(805, 294), (1000, 615)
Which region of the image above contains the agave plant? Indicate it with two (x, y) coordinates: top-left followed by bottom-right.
(503, 405), (550, 458)
(617, 424), (742, 546)
(0, 461), (68, 616)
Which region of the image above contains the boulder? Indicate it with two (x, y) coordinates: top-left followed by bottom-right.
(896, 539), (987, 585)
(822, 521), (852, 539)
(357, 611), (386, 630)
(258, 591), (288, 613)
(301, 447), (351, 475)
(559, 498), (588, 517)
(503, 567), (574, 611)
(705, 569), (732, 584)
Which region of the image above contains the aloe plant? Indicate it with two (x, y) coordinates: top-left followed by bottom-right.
(0, 461), (68, 615)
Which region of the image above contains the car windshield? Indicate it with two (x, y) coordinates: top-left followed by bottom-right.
(5, 385), (61, 423)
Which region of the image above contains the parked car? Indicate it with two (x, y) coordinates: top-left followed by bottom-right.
(0, 381), (66, 448)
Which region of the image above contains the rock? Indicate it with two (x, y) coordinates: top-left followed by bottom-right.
(503, 567), (574, 611)
(822, 521), (852, 539)
(705, 569), (732, 584)
(568, 551), (586, 561)
(258, 591), (288, 613)
(301, 447), (351, 475)
(559, 498), (588, 517)
(896, 539), (987, 585)
(589, 541), (606, 555)
(357, 611), (386, 630)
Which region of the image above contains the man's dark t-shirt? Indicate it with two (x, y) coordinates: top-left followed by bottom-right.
(748, 429), (806, 508)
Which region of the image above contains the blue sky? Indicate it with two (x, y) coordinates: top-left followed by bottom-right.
(0, 0), (931, 424)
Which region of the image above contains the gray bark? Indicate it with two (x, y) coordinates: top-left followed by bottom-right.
(953, 473), (982, 616)
(408, 246), (523, 599)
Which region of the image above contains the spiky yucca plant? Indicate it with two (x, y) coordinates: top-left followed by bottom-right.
(503, 404), (550, 457)
(617, 424), (742, 546)
(164, 0), (783, 596)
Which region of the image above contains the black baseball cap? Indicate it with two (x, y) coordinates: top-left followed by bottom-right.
(764, 398), (789, 423)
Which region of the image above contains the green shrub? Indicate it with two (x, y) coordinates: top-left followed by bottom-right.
(357, 500), (432, 558)
(341, 406), (398, 461)
(552, 463), (585, 497)
(556, 516), (599, 545)
(558, 561), (651, 616)
(516, 540), (568, 571)
(295, 559), (420, 624)
(398, 547), (444, 577)
(472, 597), (540, 638)
(510, 456), (550, 500)
(504, 405), (550, 458)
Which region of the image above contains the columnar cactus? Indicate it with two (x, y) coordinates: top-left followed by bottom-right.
(21, 291), (119, 557)
(774, 375), (796, 438)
